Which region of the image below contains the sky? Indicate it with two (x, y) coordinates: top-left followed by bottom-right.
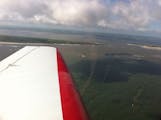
(0, 0), (161, 34)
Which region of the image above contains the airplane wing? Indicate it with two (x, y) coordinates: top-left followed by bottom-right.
(0, 46), (89, 120)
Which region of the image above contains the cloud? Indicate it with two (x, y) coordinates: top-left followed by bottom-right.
(48, 0), (107, 26)
(110, 0), (150, 29)
(0, 0), (160, 31)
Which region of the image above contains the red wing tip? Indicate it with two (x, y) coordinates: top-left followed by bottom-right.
(56, 50), (90, 120)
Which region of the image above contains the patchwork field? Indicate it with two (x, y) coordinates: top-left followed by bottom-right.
(1, 34), (161, 120)
(57, 43), (161, 120)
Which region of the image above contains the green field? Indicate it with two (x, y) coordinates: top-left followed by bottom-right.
(57, 43), (161, 120)
(1, 34), (161, 120)
(0, 35), (98, 45)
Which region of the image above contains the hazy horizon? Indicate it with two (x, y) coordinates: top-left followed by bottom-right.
(0, 0), (161, 38)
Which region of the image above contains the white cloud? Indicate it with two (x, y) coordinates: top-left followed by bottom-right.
(47, 0), (107, 26)
(0, 0), (160, 31)
(110, 0), (150, 29)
